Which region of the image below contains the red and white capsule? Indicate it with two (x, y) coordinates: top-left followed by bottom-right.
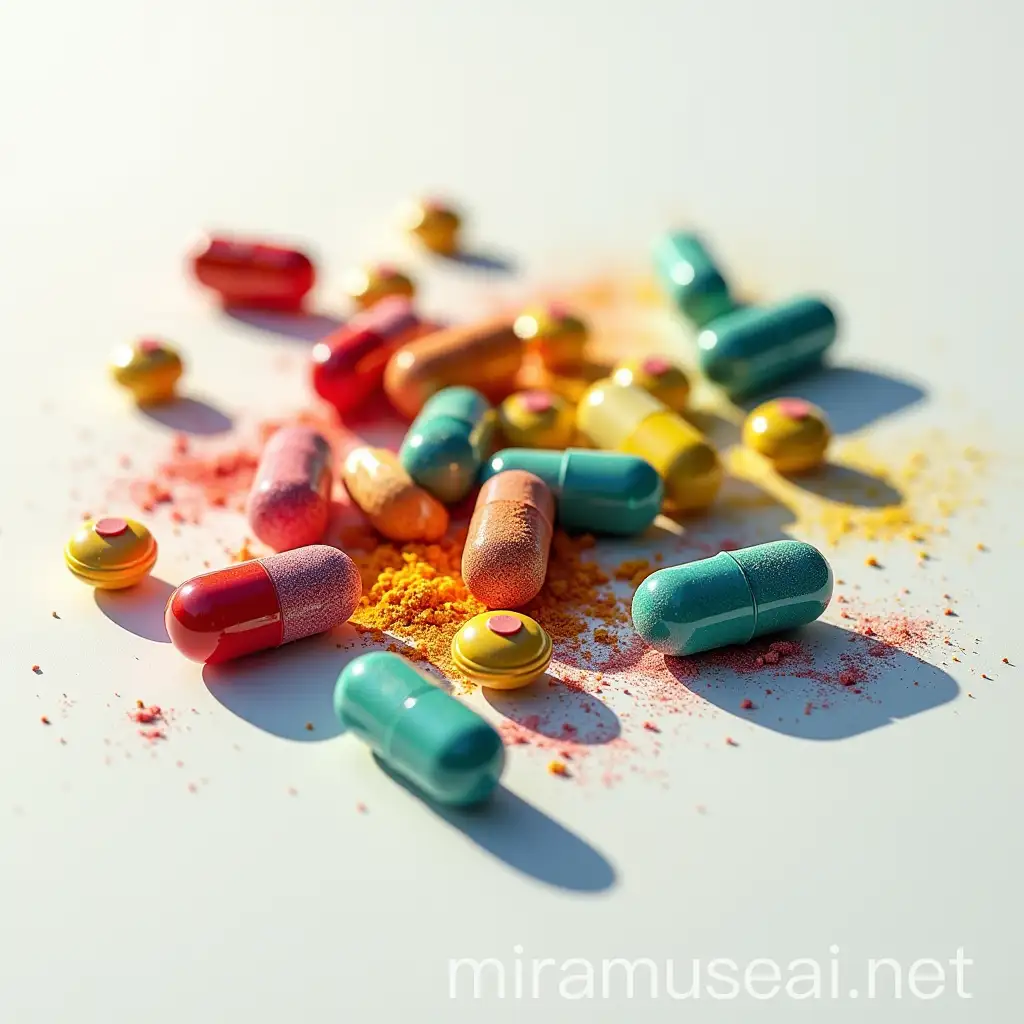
(165, 546), (362, 664)
(246, 426), (333, 551)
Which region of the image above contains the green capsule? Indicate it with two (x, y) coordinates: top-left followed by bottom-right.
(631, 540), (833, 656)
(480, 448), (663, 536)
(335, 652), (504, 806)
(697, 296), (837, 399)
(399, 386), (496, 503)
(653, 232), (735, 327)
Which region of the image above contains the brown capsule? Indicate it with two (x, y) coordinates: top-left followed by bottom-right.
(462, 471), (554, 609)
(383, 317), (524, 419)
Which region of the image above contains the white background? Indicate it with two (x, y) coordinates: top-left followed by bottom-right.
(1, 1), (1021, 1021)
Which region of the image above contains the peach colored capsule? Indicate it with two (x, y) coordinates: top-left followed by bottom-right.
(462, 470), (554, 609)
(342, 447), (448, 542)
(246, 426), (332, 552)
(383, 317), (524, 419)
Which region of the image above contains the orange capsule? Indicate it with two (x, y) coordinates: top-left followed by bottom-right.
(383, 317), (524, 419)
(462, 470), (554, 609)
(342, 447), (448, 542)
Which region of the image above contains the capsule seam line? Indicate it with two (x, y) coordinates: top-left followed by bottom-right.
(723, 551), (758, 644)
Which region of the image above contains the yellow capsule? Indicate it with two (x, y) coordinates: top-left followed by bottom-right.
(742, 398), (831, 473)
(577, 380), (721, 512)
(400, 198), (462, 255)
(451, 612), (553, 689)
(343, 264), (415, 310)
(613, 355), (690, 413)
(513, 304), (588, 372)
(64, 517), (158, 589)
(498, 390), (575, 449)
(110, 339), (183, 405)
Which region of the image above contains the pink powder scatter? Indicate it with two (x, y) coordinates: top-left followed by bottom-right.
(139, 727), (165, 741)
(130, 705), (162, 724)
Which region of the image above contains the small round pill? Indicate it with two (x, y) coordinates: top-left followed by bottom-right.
(344, 264), (416, 311)
(110, 338), (183, 405)
(451, 611), (553, 689)
(513, 304), (589, 372)
(498, 390), (575, 449)
(742, 397), (831, 473)
(400, 198), (462, 255)
(65, 517), (158, 589)
(613, 355), (691, 413)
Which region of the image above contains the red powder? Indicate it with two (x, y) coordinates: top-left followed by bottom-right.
(139, 728), (165, 741)
(740, 698), (755, 710)
(130, 705), (162, 724)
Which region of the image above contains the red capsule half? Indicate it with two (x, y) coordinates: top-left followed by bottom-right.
(190, 235), (315, 312)
(165, 546), (361, 664)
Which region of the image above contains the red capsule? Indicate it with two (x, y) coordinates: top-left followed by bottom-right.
(190, 235), (315, 312)
(165, 546), (361, 664)
(311, 298), (432, 417)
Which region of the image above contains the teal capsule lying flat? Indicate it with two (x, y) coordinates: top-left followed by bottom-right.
(653, 232), (735, 327)
(697, 296), (837, 399)
(399, 386), (496, 503)
(632, 540), (832, 656)
(481, 448), (664, 536)
(335, 651), (504, 806)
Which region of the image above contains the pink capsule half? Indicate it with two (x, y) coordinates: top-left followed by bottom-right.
(247, 426), (332, 551)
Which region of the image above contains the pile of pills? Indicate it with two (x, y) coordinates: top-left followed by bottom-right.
(78, 199), (843, 807)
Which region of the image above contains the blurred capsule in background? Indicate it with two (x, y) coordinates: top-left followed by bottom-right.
(697, 296), (837, 399)
(110, 339), (183, 405)
(400, 198), (462, 255)
(65, 517), (158, 589)
(498, 390), (575, 449)
(742, 398), (831, 473)
(189, 235), (315, 312)
(399, 387), (496, 504)
(344, 264), (416, 311)
(513, 304), (589, 372)
(653, 231), (734, 327)
(613, 355), (690, 413)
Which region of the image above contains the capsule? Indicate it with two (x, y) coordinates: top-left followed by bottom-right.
(189, 235), (315, 312)
(246, 426), (333, 551)
(576, 380), (721, 512)
(632, 540), (833, 657)
(335, 652), (504, 806)
(612, 355), (690, 413)
(498, 390), (575, 449)
(400, 198), (462, 255)
(110, 339), (183, 405)
(65, 517), (158, 590)
(462, 471), (554, 608)
(742, 398), (831, 473)
(398, 387), (496, 503)
(165, 545), (362, 664)
(311, 298), (427, 417)
(383, 316), (524, 418)
(451, 612), (553, 690)
(342, 447), (448, 542)
(512, 304), (588, 372)
(653, 232), (734, 327)
(343, 264), (415, 311)
(697, 297), (837, 399)
(481, 448), (663, 536)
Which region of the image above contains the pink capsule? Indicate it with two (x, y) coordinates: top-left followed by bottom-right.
(246, 427), (333, 551)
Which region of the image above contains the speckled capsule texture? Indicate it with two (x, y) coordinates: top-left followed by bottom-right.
(462, 471), (554, 609)
(742, 397), (831, 473)
(246, 426), (333, 551)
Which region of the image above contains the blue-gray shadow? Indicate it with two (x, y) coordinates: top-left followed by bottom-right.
(791, 462), (904, 509)
(439, 250), (516, 274)
(95, 576), (175, 642)
(373, 756), (616, 893)
(226, 308), (344, 342)
(138, 397), (233, 435)
(663, 620), (958, 740)
(740, 365), (926, 434)
(482, 676), (621, 745)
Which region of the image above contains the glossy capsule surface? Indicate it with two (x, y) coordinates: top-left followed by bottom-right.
(451, 612), (552, 690)
(399, 387), (495, 503)
(246, 426), (333, 551)
(335, 652), (504, 806)
(311, 298), (427, 417)
(65, 517), (158, 590)
(190, 235), (315, 312)
(576, 380), (722, 512)
(344, 264), (415, 311)
(400, 199), (462, 255)
(613, 355), (691, 413)
(742, 398), (831, 473)
(165, 546), (361, 664)
(462, 471), (554, 609)
(513, 304), (588, 372)
(383, 316), (524, 418)
(697, 296), (837, 399)
(632, 540), (833, 657)
(653, 232), (734, 327)
(110, 339), (183, 405)
(481, 448), (663, 536)
(498, 390), (575, 449)
(342, 447), (448, 542)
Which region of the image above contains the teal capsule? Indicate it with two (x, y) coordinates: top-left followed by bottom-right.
(335, 652), (504, 806)
(481, 448), (664, 536)
(632, 540), (833, 656)
(697, 296), (837, 399)
(399, 386), (496, 503)
(653, 232), (735, 327)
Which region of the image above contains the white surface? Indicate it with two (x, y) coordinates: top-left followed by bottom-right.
(1, 1), (1022, 1021)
